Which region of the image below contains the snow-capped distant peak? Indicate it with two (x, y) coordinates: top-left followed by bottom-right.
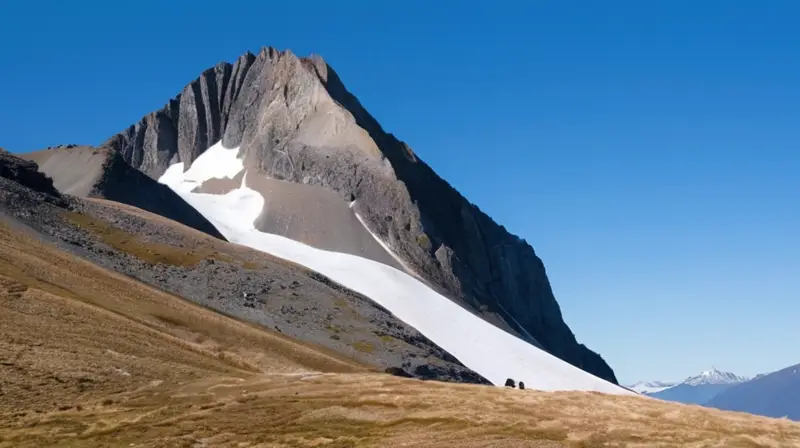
(682, 367), (749, 386)
(626, 380), (677, 394)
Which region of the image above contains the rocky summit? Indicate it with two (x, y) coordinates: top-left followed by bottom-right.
(100, 46), (617, 384)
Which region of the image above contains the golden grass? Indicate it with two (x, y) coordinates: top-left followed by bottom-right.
(82, 197), (319, 273)
(0, 220), (366, 378)
(241, 260), (261, 269)
(351, 341), (375, 354)
(64, 210), (234, 267)
(2, 216), (800, 447)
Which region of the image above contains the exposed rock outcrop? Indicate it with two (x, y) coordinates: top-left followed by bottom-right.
(22, 146), (224, 240)
(0, 148), (62, 198)
(103, 47), (618, 384)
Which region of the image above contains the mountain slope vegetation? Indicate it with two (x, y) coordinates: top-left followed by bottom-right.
(3, 214), (800, 447)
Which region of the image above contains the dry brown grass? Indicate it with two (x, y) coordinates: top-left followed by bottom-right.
(351, 341), (375, 353)
(2, 217), (800, 447)
(64, 210), (235, 267)
(80, 197), (320, 273)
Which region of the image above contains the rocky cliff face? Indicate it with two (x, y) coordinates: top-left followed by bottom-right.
(104, 47), (618, 384)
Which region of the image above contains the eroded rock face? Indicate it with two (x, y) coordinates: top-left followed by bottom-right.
(103, 47), (618, 384)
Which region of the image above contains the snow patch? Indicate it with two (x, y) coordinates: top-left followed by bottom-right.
(158, 142), (632, 395)
(159, 141), (244, 194)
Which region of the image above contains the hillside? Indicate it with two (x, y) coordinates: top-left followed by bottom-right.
(11, 137), (624, 392)
(2, 181), (800, 447)
(100, 46), (617, 383)
(156, 141), (626, 392)
(1, 147), (484, 385)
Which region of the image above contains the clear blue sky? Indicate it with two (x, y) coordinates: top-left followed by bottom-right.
(2, 1), (798, 384)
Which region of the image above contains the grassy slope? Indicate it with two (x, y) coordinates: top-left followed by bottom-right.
(72, 197), (312, 271)
(1, 220), (800, 447)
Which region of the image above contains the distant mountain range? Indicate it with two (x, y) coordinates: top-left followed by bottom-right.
(626, 380), (677, 394)
(648, 368), (749, 405)
(630, 364), (800, 421)
(628, 367), (749, 405)
(650, 368), (749, 405)
(680, 368), (749, 386)
(706, 363), (800, 421)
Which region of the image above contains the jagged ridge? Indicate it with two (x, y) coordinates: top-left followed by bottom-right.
(103, 46), (618, 384)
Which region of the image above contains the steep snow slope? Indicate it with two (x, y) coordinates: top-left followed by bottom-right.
(159, 141), (632, 395)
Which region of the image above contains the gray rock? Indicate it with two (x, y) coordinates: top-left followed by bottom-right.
(0, 148), (62, 198)
(21, 146), (224, 240)
(102, 47), (618, 384)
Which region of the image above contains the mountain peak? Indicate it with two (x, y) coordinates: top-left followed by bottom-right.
(101, 45), (621, 385)
(684, 368), (748, 386)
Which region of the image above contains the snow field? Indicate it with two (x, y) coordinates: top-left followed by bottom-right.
(159, 141), (634, 395)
